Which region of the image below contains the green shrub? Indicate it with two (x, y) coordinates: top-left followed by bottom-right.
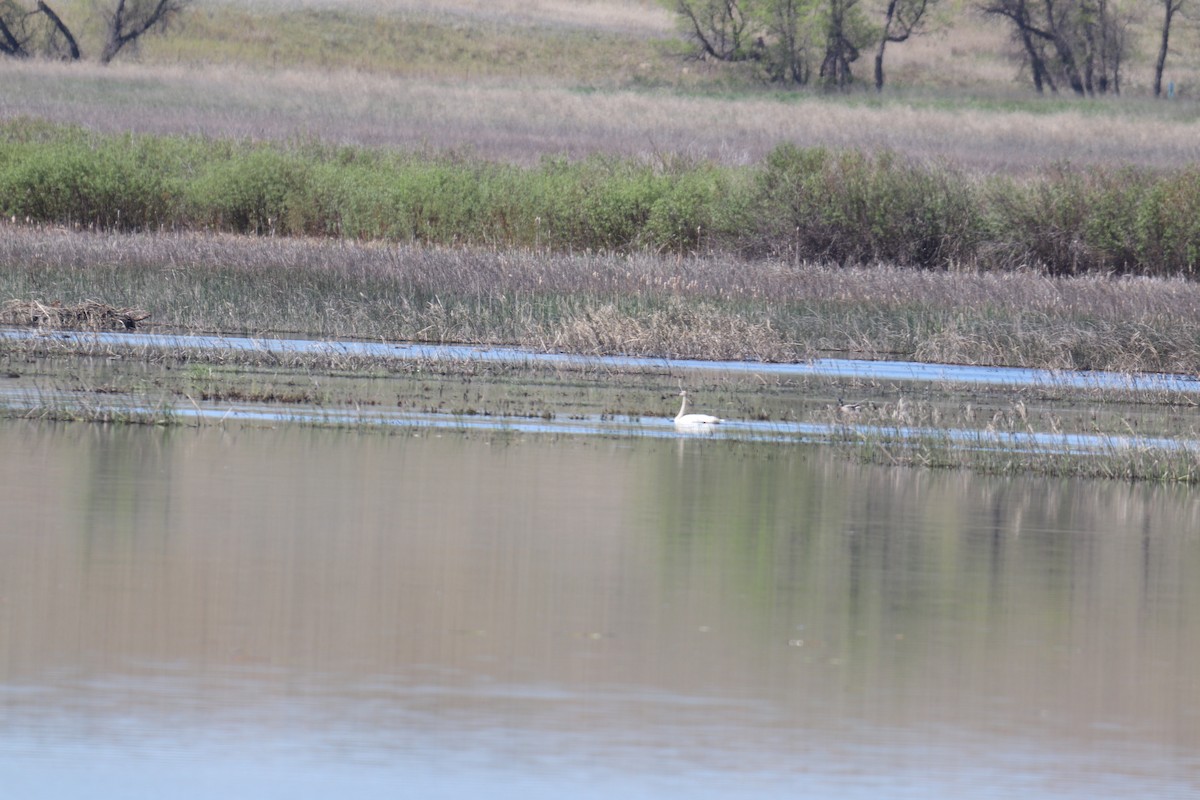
(4, 120), (1200, 278)
(0, 132), (179, 230)
(184, 146), (312, 235)
(753, 144), (980, 267)
(1132, 168), (1200, 276)
(645, 166), (736, 253)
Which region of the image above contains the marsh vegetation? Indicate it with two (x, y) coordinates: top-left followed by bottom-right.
(7, 226), (1200, 372)
(3, 1), (1200, 481)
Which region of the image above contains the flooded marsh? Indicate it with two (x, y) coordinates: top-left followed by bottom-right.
(4, 327), (1200, 796)
(5, 327), (1200, 480)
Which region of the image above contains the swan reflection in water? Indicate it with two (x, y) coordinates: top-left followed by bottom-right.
(674, 390), (723, 433)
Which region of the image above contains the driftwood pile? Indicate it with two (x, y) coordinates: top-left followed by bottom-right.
(1, 299), (151, 331)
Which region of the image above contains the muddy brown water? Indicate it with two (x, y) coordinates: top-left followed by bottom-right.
(1, 421), (1198, 798)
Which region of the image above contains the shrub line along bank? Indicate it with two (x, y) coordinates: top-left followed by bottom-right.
(2, 119), (1199, 277)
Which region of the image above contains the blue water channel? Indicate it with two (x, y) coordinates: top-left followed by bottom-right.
(7, 326), (1200, 393)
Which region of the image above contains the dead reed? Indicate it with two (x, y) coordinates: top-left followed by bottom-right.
(0, 299), (150, 331)
(4, 226), (1200, 373)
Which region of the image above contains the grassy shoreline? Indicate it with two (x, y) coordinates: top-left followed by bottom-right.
(6, 224), (1200, 483)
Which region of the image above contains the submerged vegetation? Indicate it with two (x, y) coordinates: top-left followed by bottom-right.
(5, 330), (1200, 483)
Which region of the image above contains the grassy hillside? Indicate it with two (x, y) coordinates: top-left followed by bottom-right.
(137, 0), (1200, 95)
(2, 0), (1197, 178)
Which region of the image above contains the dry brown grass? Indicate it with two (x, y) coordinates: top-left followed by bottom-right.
(549, 298), (794, 360)
(4, 0), (1199, 175)
(6, 58), (1200, 173)
(4, 226), (1200, 372)
(214, 0), (675, 34)
(0, 299), (151, 330)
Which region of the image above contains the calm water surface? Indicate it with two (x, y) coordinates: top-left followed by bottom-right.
(1, 422), (1198, 798)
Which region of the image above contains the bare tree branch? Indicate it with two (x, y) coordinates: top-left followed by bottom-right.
(37, 1), (80, 60)
(672, 0), (751, 62)
(0, 14), (30, 57)
(874, 0), (933, 90)
(100, 0), (189, 64)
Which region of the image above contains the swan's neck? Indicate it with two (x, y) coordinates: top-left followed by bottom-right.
(676, 394), (688, 420)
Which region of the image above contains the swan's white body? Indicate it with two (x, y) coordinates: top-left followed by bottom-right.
(674, 390), (723, 430)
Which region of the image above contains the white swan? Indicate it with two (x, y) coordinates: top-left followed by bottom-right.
(674, 390), (723, 430)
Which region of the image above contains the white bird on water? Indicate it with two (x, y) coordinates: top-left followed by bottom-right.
(674, 390), (723, 431)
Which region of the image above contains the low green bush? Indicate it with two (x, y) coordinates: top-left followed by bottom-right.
(3, 121), (1200, 277)
(753, 144), (979, 266)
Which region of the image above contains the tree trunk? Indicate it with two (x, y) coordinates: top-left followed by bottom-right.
(875, 0), (898, 91)
(37, 2), (81, 60)
(1017, 24), (1052, 93)
(820, 0), (859, 89)
(1034, 0), (1085, 95)
(874, 39), (886, 91)
(1154, 0), (1178, 97)
(101, 0), (185, 64)
(0, 17), (28, 57)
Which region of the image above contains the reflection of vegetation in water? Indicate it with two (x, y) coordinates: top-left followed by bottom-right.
(76, 426), (177, 550)
(644, 448), (1200, 692)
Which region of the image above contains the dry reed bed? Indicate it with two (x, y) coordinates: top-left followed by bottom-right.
(0, 299), (150, 330)
(238, 0), (677, 33)
(3, 226), (1200, 373)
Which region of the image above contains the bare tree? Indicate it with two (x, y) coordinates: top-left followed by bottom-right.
(982, 0), (1127, 95)
(0, 0), (35, 56)
(0, 2), (81, 59)
(1, 0), (186, 62)
(983, 0), (1053, 91)
(99, 0), (190, 64)
(874, 0), (934, 90)
(665, 0), (875, 89)
(1154, 0), (1186, 96)
(37, 1), (80, 60)
(664, 0), (820, 85)
(0, 18), (28, 57)
(669, 0), (755, 62)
